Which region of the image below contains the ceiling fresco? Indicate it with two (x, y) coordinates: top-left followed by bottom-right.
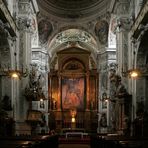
(36, 0), (112, 64)
(39, 0), (101, 9)
(37, 0), (110, 19)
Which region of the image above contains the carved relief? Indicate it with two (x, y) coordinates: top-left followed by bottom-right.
(115, 2), (129, 15)
(18, 1), (31, 14)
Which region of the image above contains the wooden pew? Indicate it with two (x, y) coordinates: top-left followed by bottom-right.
(0, 140), (36, 148)
(0, 134), (59, 148)
(90, 134), (148, 148)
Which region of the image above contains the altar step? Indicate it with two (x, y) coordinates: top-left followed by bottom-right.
(59, 144), (90, 148)
(59, 135), (90, 144)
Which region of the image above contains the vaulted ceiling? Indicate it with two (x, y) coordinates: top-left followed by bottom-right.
(36, 0), (113, 66)
(37, 0), (111, 20)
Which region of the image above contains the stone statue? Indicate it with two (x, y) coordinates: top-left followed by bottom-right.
(1, 95), (12, 111)
(100, 113), (107, 127)
(114, 75), (128, 98)
(110, 74), (130, 133)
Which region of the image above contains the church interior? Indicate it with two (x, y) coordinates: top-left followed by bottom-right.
(0, 0), (148, 147)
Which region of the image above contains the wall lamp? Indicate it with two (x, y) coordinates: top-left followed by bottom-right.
(100, 92), (116, 103)
(39, 98), (45, 108)
(5, 69), (28, 79)
(122, 68), (140, 78)
(0, 52), (28, 79)
(0, 66), (28, 79)
(122, 51), (140, 78)
(129, 69), (140, 78)
(101, 92), (110, 102)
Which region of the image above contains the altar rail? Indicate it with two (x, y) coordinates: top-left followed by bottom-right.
(61, 128), (85, 133)
(66, 132), (88, 139)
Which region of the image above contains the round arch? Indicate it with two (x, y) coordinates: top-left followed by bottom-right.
(47, 28), (98, 57)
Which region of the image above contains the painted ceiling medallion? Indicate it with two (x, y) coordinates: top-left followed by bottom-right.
(95, 20), (109, 45)
(38, 20), (53, 44)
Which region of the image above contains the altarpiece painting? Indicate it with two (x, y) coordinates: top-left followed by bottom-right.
(62, 77), (84, 110)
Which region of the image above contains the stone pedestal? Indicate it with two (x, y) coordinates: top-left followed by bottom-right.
(115, 98), (125, 134)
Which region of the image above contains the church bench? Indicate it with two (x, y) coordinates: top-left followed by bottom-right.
(0, 140), (36, 148)
(0, 134), (59, 148)
(90, 135), (148, 148)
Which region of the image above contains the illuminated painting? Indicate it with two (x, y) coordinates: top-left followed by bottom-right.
(62, 77), (84, 110)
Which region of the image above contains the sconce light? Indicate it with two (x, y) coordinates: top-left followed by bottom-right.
(122, 68), (140, 78)
(101, 92), (116, 103)
(8, 69), (27, 79)
(40, 98), (45, 108)
(1, 52), (28, 79)
(101, 92), (110, 102)
(128, 69), (139, 78)
(122, 51), (140, 78)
